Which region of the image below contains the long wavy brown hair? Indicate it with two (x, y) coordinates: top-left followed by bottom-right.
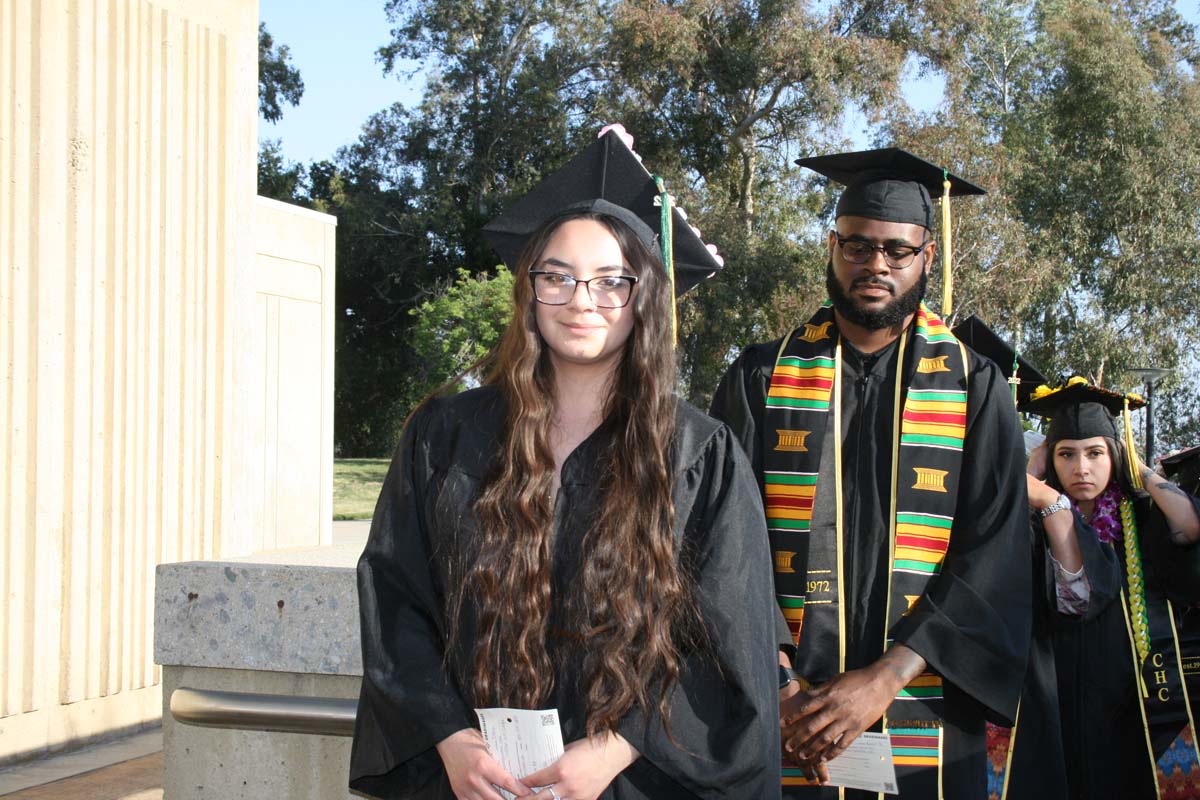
(447, 210), (698, 737)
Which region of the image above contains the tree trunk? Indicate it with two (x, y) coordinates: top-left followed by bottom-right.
(738, 131), (756, 235)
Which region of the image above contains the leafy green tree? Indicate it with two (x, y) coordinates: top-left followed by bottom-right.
(258, 22), (305, 123)
(257, 25), (306, 199)
(257, 138), (307, 202)
(605, 0), (913, 232)
(378, 0), (607, 268)
(316, 0), (1199, 454)
(315, 117), (451, 456)
(408, 266), (515, 397)
(896, 0), (1200, 449)
(324, 0), (615, 454)
(1012, 0), (1200, 448)
(601, 0), (923, 405)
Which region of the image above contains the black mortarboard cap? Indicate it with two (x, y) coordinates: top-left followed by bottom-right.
(951, 316), (1047, 405)
(795, 147), (986, 230)
(1018, 380), (1146, 443)
(1165, 451), (1200, 505)
(482, 129), (723, 296)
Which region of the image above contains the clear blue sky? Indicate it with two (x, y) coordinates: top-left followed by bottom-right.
(259, 0), (421, 164)
(260, 0), (1200, 166)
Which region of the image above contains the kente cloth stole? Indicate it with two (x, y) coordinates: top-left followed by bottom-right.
(1118, 506), (1200, 796)
(766, 302), (966, 798)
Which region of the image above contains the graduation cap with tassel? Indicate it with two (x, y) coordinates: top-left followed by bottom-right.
(1162, 445), (1200, 495)
(482, 124), (725, 342)
(796, 147), (986, 317)
(950, 315), (1047, 407)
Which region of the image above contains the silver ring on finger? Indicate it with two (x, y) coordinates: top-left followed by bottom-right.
(548, 785), (561, 800)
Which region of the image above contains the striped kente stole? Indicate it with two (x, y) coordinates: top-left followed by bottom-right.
(766, 302), (968, 798)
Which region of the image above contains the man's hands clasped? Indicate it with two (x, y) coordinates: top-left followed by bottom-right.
(779, 645), (927, 783)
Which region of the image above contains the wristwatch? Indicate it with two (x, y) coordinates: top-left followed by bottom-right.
(779, 665), (798, 690)
(1039, 493), (1072, 518)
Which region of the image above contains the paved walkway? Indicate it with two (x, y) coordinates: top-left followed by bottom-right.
(333, 518), (371, 545)
(0, 753), (162, 799)
(0, 730), (163, 799)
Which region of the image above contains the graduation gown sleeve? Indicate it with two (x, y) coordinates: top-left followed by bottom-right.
(1143, 493), (1200, 606)
(350, 401), (474, 798)
(709, 342), (796, 658)
(614, 416), (782, 799)
(708, 342), (774, 477)
(1048, 511), (1123, 623)
(889, 355), (1033, 724)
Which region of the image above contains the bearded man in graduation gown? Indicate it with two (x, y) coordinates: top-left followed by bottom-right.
(710, 148), (1032, 799)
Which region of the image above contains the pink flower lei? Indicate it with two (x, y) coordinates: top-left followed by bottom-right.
(1074, 481), (1124, 543)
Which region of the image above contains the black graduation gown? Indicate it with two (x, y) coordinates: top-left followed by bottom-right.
(349, 385), (782, 799)
(1051, 495), (1200, 800)
(710, 330), (1031, 800)
(1002, 510), (1121, 800)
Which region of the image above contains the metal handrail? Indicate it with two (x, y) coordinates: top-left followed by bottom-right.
(169, 687), (357, 736)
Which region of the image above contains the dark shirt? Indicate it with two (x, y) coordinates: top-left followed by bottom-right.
(840, 338), (901, 670)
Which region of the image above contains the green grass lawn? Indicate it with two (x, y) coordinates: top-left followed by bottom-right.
(334, 458), (390, 520)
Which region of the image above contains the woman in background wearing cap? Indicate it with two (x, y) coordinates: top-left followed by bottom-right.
(348, 129), (781, 800)
(1023, 381), (1200, 799)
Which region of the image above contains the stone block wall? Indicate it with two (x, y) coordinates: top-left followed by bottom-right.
(0, 0), (259, 764)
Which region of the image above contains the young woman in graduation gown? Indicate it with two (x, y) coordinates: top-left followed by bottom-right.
(1019, 381), (1200, 800)
(348, 131), (781, 800)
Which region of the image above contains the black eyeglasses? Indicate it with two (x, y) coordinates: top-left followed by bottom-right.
(834, 234), (932, 269)
(529, 270), (639, 308)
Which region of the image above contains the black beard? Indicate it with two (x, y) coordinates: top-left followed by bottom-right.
(825, 259), (927, 331)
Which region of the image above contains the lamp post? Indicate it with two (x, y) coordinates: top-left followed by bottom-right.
(1129, 367), (1171, 467)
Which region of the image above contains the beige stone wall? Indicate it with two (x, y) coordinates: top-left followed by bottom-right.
(252, 197), (336, 552)
(0, 0), (260, 763)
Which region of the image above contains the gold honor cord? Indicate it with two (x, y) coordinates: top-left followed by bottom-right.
(833, 335), (846, 800)
(879, 329), (909, 800)
(1120, 397), (1151, 666)
(653, 175), (677, 342)
(834, 338), (846, 674)
(938, 725), (946, 800)
(1120, 589), (1162, 800)
(883, 329), (908, 666)
(941, 172), (953, 317)
(1123, 497), (1151, 667)
(999, 345), (1021, 800)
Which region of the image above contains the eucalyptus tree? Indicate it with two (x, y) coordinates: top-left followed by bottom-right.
(600, 0), (924, 403)
(895, 0), (1200, 448)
